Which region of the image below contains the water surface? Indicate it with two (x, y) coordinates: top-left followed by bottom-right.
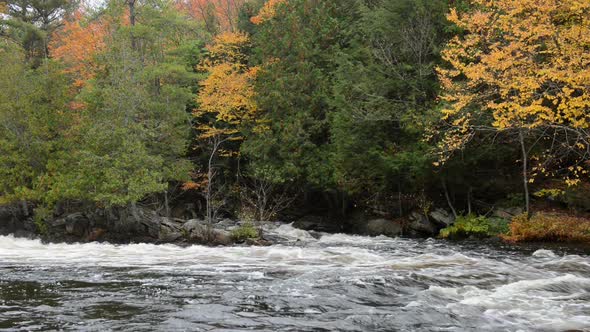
(1, 225), (589, 331)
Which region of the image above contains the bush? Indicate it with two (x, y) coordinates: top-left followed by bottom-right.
(230, 222), (259, 242)
(439, 215), (509, 239)
(504, 213), (590, 243)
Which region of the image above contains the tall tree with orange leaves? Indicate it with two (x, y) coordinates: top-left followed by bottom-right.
(50, 10), (108, 91)
(437, 0), (590, 213)
(175, 0), (246, 33)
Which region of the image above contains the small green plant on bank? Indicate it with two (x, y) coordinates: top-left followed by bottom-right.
(33, 206), (52, 236)
(231, 222), (259, 242)
(439, 215), (509, 239)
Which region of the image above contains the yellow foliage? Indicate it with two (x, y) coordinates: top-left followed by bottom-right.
(437, 0), (590, 176)
(195, 31), (259, 140)
(439, 0), (590, 131)
(251, 0), (285, 25)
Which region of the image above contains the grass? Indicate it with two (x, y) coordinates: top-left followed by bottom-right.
(230, 222), (259, 242)
(503, 212), (590, 243)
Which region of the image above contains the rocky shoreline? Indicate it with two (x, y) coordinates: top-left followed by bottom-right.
(0, 204), (528, 246)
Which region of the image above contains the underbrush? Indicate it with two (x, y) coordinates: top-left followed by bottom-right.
(230, 222), (259, 242)
(439, 215), (509, 239)
(503, 213), (590, 243)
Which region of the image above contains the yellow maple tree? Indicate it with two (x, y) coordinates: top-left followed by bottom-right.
(437, 0), (590, 211)
(195, 31), (259, 140)
(438, 0), (590, 137)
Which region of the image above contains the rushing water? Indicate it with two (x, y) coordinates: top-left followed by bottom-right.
(1, 225), (589, 332)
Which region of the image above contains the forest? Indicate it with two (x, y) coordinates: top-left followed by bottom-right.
(1, 0), (589, 242)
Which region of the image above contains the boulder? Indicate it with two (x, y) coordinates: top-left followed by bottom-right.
(64, 213), (90, 237)
(406, 212), (439, 237)
(211, 229), (232, 246)
(293, 215), (341, 233)
(366, 219), (402, 237)
(158, 218), (184, 242)
(429, 209), (455, 227)
(0, 204), (36, 237)
(493, 207), (524, 219)
(182, 219), (213, 243)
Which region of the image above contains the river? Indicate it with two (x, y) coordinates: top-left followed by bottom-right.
(1, 224), (589, 331)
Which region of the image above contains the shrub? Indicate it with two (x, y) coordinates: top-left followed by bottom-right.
(504, 213), (590, 243)
(230, 222), (259, 242)
(439, 215), (509, 240)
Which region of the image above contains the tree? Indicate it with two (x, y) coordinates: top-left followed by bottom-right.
(175, 0), (247, 33)
(193, 30), (258, 222)
(0, 40), (71, 206)
(0, 0), (77, 65)
(46, 0), (198, 210)
(438, 0), (590, 213)
(249, 0), (283, 25)
(49, 9), (108, 90)
(329, 0), (448, 213)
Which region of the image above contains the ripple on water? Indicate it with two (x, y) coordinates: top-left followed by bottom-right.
(0, 229), (589, 331)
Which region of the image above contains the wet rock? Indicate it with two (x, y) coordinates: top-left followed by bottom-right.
(211, 229), (232, 246)
(158, 218), (184, 243)
(406, 212), (439, 237)
(293, 215), (341, 233)
(0, 204), (36, 237)
(493, 207), (523, 219)
(366, 219), (402, 237)
(429, 209), (455, 227)
(65, 213), (90, 237)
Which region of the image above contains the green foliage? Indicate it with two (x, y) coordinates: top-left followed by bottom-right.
(0, 43), (71, 204)
(33, 206), (52, 235)
(439, 215), (509, 239)
(230, 222), (259, 242)
(43, 1), (198, 208)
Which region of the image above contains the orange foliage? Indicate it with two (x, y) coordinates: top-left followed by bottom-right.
(50, 10), (108, 90)
(504, 212), (590, 243)
(175, 0), (246, 32)
(251, 0), (285, 25)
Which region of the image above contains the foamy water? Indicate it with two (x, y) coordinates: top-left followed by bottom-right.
(0, 225), (589, 331)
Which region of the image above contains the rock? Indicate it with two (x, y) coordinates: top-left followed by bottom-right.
(64, 213), (90, 237)
(493, 207), (523, 219)
(86, 228), (106, 242)
(293, 216), (341, 233)
(0, 204), (35, 237)
(211, 229), (232, 246)
(215, 218), (242, 231)
(406, 212), (439, 237)
(182, 219), (213, 243)
(158, 218), (184, 242)
(366, 219), (402, 237)
(429, 209), (454, 227)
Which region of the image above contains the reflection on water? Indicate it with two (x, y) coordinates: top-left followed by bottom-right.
(0, 225), (589, 331)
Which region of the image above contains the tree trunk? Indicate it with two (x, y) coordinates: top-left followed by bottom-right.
(441, 178), (458, 218)
(518, 130), (530, 215)
(128, 0), (136, 50)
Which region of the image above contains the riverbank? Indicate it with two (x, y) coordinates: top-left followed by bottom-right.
(2, 203), (589, 248)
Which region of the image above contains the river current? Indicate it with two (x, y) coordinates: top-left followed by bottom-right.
(0, 224), (589, 331)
